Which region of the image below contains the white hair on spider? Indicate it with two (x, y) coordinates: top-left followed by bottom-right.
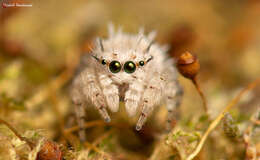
(71, 24), (183, 141)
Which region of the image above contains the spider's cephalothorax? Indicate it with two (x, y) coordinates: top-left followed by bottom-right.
(71, 25), (183, 141)
(91, 38), (154, 76)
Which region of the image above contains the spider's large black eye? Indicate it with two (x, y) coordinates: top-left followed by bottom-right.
(124, 61), (136, 74)
(109, 61), (121, 73)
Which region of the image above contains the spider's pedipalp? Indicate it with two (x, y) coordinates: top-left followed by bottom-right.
(98, 74), (119, 112)
(124, 80), (144, 116)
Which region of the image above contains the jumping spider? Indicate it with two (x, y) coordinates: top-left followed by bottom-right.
(71, 25), (183, 141)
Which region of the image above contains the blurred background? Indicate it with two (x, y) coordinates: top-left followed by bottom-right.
(0, 0), (260, 159)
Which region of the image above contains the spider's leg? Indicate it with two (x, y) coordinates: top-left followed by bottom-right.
(124, 77), (144, 117)
(136, 73), (163, 131)
(165, 80), (183, 131)
(80, 69), (111, 122)
(98, 74), (119, 112)
(71, 79), (86, 142)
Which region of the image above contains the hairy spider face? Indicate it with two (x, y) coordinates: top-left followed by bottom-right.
(91, 37), (154, 76)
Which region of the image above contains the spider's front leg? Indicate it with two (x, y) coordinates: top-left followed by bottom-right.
(136, 73), (164, 131)
(80, 69), (111, 122)
(98, 74), (119, 112)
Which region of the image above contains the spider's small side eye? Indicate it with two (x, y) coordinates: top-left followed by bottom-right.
(101, 59), (106, 65)
(109, 61), (121, 73)
(139, 61), (145, 66)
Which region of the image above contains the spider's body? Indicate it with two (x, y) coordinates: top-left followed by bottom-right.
(71, 26), (183, 141)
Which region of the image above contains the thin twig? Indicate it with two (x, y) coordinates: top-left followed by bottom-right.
(64, 120), (106, 133)
(64, 120), (130, 134)
(93, 129), (114, 146)
(0, 118), (35, 150)
(84, 130), (114, 157)
(192, 77), (208, 113)
(84, 141), (112, 159)
(187, 77), (260, 160)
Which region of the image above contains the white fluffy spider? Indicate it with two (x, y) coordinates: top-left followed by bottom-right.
(71, 25), (183, 141)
